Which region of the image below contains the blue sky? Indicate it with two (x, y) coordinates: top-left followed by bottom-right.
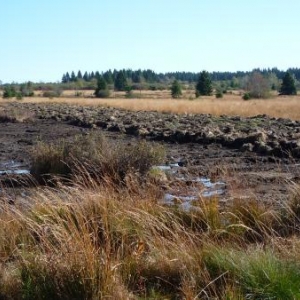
(1, 0), (299, 83)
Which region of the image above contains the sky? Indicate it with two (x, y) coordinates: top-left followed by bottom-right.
(1, 0), (300, 83)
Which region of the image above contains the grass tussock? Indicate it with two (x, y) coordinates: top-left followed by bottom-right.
(0, 180), (300, 298)
(203, 245), (300, 299)
(30, 133), (166, 185)
(1, 135), (300, 298)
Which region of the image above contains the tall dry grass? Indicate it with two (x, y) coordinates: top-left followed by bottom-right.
(30, 133), (166, 185)
(0, 172), (300, 298)
(6, 91), (300, 120)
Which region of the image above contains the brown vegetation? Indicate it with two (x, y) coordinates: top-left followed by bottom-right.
(0, 167), (300, 298)
(30, 133), (165, 185)
(0, 91), (300, 298)
(4, 90), (300, 120)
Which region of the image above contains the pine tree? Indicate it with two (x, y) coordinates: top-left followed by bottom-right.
(279, 72), (297, 95)
(77, 70), (83, 80)
(114, 71), (128, 91)
(94, 76), (110, 98)
(132, 70), (143, 83)
(171, 80), (182, 98)
(65, 72), (70, 83)
(95, 71), (101, 80)
(71, 71), (76, 82)
(61, 73), (68, 83)
(83, 71), (89, 81)
(103, 70), (114, 84)
(61, 73), (72, 83)
(195, 71), (213, 97)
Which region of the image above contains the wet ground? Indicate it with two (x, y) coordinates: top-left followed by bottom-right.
(0, 102), (300, 207)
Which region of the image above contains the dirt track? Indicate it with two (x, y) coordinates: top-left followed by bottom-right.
(0, 102), (300, 206)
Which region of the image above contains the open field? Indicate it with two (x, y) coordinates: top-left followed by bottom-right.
(0, 99), (300, 298)
(7, 90), (300, 120)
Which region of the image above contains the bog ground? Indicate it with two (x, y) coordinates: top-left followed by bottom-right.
(0, 100), (300, 206)
(1, 97), (300, 298)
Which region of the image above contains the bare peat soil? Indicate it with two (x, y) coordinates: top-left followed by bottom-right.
(0, 102), (299, 206)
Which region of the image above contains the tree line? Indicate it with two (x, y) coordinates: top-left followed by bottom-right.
(62, 68), (300, 85)
(61, 68), (300, 98)
(1, 68), (298, 99)
(93, 70), (297, 99)
(62, 69), (159, 85)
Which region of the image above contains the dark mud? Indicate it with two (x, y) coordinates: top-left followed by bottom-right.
(0, 102), (300, 206)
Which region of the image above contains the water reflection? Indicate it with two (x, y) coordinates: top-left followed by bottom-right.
(154, 163), (226, 210)
(0, 161), (30, 176)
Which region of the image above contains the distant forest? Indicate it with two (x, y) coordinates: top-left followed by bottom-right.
(58, 67), (300, 93)
(61, 68), (300, 85)
(1, 68), (299, 99)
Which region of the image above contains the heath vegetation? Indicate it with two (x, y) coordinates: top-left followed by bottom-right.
(0, 158), (300, 298)
(0, 67), (299, 298)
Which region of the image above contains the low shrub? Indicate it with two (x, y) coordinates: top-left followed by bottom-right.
(30, 133), (165, 185)
(215, 90), (223, 98)
(94, 89), (110, 98)
(2, 84), (34, 99)
(42, 89), (62, 98)
(74, 91), (83, 97)
(243, 92), (251, 100)
(3, 86), (17, 98)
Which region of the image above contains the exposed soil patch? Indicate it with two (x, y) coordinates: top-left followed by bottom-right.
(0, 102), (300, 205)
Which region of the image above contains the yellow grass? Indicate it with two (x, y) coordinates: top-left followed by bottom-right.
(2, 90), (300, 120)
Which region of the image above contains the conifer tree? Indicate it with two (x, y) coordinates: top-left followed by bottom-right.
(195, 71), (213, 97)
(94, 76), (110, 98)
(83, 71), (89, 81)
(62, 74), (68, 83)
(103, 70), (114, 84)
(77, 70), (83, 80)
(114, 71), (128, 91)
(95, 71), (101, 80)
(65, 72), (70, 83)
(71, 71), (76, 82)
(279, 72), (297, 95)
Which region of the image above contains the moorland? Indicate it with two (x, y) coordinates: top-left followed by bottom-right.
(0, 85), (300, 299)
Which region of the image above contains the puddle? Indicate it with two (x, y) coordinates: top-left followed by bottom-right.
(164, 193), (197, 203)
(202, 189), (225, 197)
(0, 161), (30, 176)
(154, 163), (180, 173)
(163, 194), (198, 211)
(194, 177), (225, 188)
(0, 169), (30, 175)
(155, 162), (226, 211)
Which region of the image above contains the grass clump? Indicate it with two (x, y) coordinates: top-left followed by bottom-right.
(0, 183), (300, 298)
(203, 245), (300, 299)
(30, 133), (165, 185)
(4, 139), (300, 299)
